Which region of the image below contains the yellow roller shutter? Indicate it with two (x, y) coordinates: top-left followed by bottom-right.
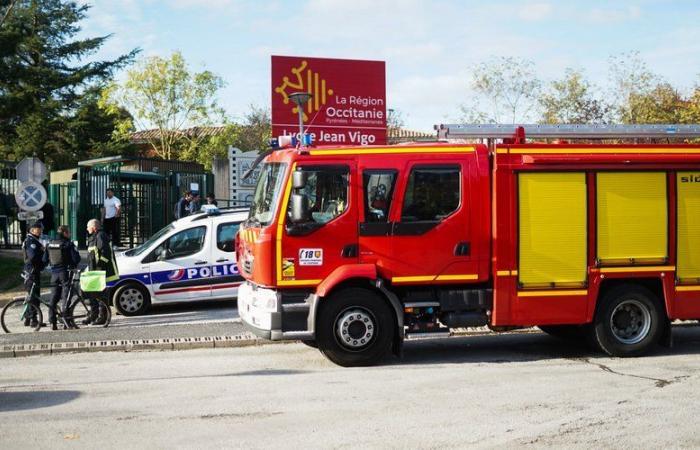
(597, 172), (668, 264)
(519, 173), (587, 288)
(677, 172), (700, 283)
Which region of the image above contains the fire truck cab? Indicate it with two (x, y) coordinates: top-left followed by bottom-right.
(238, 124), (700, 366)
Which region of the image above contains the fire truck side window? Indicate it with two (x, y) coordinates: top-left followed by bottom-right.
(401, 166), (460, 222)
(289, 167), (349, 225)
(363, 171), (396, 222)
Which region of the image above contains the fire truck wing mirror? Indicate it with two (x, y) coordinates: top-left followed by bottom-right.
(289, 193), (309, 224)
(292, 170), (307, 189)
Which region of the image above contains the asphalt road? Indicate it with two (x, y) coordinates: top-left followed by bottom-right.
(0, 300), (244, 345)
(3, 328), (700, 448)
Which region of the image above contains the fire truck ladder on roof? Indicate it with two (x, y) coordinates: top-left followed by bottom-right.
(435, 123), (700, 140)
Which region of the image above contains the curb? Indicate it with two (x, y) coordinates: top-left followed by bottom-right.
(0, 332), (269, 358)
(0, 328), (536, 359)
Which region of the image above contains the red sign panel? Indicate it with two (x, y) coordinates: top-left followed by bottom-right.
(271, 55), (386, 146)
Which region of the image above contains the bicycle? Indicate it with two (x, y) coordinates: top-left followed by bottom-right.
(1, 269), (111, 334)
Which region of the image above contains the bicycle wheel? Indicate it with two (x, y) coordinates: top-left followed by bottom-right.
(66, 297), (91, 329)
(1, 299), (43, 334)
(67, 297), (111, 328)
(96, 299), (112, 327)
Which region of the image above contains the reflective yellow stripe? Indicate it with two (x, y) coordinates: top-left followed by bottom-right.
(392, 276), (436, 283)
(100, 257), (109, 263)
(599, 266), (675, 273)
(278, 279), (322, 287)
(309, 146), (475, 156)
(106, 275), (119, 282)
(435, 274), (479, 281)
(497, 270), (518, 276)
(518, 290), (588, 297)
(509, 147), (700, 154)
(675, 285), (700, 292)
(276, 163), (296, 284)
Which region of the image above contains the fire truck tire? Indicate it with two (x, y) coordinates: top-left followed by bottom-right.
(591, 285), (664, 357)
(316, 288), (395, 367)
(113, 282), (151, 316)
(538, 325), (586, 342)
(301, 340), (318, 349)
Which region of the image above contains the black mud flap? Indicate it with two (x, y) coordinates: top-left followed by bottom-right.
(660, 320), (674, 348)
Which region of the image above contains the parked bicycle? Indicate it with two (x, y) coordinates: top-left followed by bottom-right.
(1, 269), (111, 333)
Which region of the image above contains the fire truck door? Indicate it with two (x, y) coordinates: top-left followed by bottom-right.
(389, 161), (477, 284)
(278, 162), (358, 286)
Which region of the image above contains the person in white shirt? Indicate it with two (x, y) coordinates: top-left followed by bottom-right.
(101, 188), (122, 247)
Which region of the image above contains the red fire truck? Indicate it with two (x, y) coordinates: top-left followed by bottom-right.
(237, 124), (700, 366)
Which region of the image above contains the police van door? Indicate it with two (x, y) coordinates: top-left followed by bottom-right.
(147, 225), (212, 301)
(209, 221), (243, 298)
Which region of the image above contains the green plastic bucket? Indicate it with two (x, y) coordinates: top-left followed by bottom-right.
(80, 271), (106, 292)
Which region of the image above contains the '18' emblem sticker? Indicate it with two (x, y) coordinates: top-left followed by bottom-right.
(299, 248), (323, 266)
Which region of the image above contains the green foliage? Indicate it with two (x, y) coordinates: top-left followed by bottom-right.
(0, 0), (138, 168)
(539, 69), (609, 124)
(106, 51), (230, 163)
(232, 105), (271, 152)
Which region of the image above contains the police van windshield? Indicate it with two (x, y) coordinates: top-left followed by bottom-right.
(249, 162), (287, 226)
(125, 224), (174, 257)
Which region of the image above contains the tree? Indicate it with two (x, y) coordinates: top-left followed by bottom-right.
(233, 105), (271, 152)
(0, 0), (138, 166)
(608, 52), (659, 123)
(539, 69), (610, 124)
(105, 51), (230, 161)
(462, 56), (542, 124)
(387, 108), (405, 136)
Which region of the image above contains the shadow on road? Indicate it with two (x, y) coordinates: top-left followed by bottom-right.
(111, 299), (237, 328)
(397, 326), (700, 366)
(0, 390), (81, 412)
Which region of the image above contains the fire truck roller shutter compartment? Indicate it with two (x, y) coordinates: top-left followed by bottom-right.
(597, 172), (668, 265)
(677, 172), (700, 283)
(518, 173), (587, 288)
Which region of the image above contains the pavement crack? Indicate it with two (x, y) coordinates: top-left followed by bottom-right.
(569, 357), (689, 388)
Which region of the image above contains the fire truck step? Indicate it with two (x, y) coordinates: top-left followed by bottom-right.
(405, 329), (451, 340)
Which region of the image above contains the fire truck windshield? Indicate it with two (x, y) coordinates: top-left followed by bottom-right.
(249, 162), (288, 225)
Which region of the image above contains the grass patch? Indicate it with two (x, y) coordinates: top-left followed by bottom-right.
(0, 256), (24, 292)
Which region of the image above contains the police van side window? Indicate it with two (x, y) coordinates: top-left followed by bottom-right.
(363, 171), (397, 223)
(401, 166), (461, 222)
(217, 223), (240, 253)
(154, 226), (206, 260)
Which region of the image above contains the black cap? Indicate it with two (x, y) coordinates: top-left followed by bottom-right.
(29, 221), (43, 229)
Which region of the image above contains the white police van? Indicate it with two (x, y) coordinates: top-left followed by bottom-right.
(111, 207), (249, 316)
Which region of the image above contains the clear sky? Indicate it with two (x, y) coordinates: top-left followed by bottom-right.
(81, 0), (700, 131)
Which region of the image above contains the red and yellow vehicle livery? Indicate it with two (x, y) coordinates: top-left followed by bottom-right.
(238, 125), (700, 366)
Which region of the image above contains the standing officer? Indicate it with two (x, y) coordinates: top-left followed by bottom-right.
(22, 222), (48, 327)
(85, 219), (119, 324)
(47, 225), (81, 330)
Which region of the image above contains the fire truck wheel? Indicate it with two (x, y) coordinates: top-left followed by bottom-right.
(317, 288), (395, 367)
(592, 285), (664, 357)
(113, 282), (151, 316)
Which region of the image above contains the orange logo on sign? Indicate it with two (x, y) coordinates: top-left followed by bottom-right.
(274, 60), (334, 122)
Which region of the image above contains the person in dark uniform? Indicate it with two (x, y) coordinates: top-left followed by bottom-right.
(175, 191), (192, 220)
(205, 193), (218, 206)
(22, 222), (48, 327)
(47, 225), (81, 330)
(85, 219), (119, 324)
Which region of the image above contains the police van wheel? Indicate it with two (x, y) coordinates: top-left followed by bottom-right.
(591, 285), (664, 357)
(316, 288), (395, 367)
(114, 283), (150, 316)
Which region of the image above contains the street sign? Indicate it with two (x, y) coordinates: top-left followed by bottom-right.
(17, 211), (44, 221)
(15, 181), (47, 212)
(16, 157), (47, 183)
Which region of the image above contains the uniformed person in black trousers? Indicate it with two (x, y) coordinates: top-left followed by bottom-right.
(47, 225), (81, 330)
(85, 219), (119, 324)
(22, 222), (48, 327)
